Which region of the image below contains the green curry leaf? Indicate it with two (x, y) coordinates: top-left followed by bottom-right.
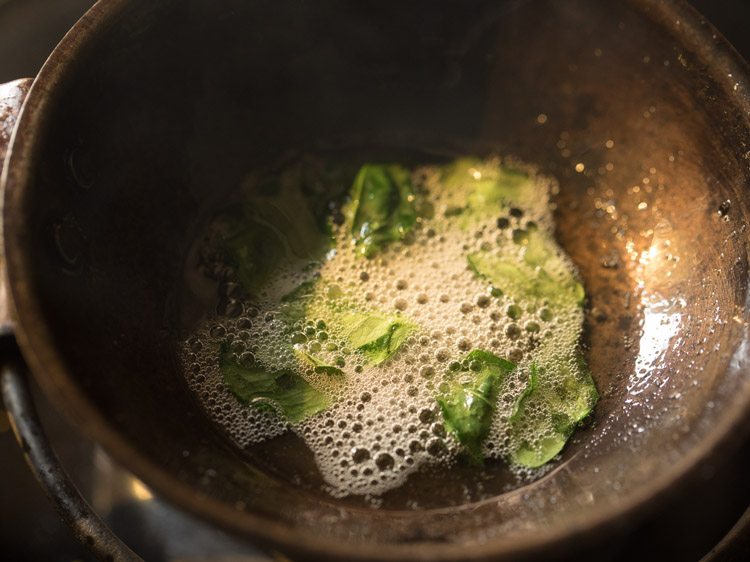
(279, 279), (318, 323)
(441, 158), (533, 221)
(437, 350), (516, 462)
(293, 347), (345, 376)
(220, 345), (330, 422)
(347, 164), (418, 258)
(466, 231), (585, 307)
(509, 354), (598, 468)
(510, 363), (539, 424)
(217, 210), (286, 296)
(339, 312), (415, 365)
(279, 278), (416, 366)
(214, 175), (331, 296)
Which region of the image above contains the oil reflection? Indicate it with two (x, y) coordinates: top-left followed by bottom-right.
(129, 479), (153, 502)
(89, 447), (265, 558)
(629, 294), (684, 395)
(627, 219), (686, 396)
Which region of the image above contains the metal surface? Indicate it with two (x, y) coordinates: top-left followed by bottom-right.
(0, 2), (270, 560)
(703, 506), (750, 562)
(0, 354), (141, 562)
(0, 78), (30, 337)
(1, 0), (750, 560)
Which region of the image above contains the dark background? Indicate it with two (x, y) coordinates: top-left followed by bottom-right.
(0, 1), (748, 560)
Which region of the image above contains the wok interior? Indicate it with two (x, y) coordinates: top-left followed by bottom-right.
(17, 0), (750, 554)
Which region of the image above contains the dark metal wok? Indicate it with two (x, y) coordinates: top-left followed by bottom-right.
(1, 0), (749, 560)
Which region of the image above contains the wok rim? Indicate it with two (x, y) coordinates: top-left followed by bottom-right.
(2, 0), (750, 559)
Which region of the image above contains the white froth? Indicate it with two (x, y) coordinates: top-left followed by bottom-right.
(182, 157), (584, 497)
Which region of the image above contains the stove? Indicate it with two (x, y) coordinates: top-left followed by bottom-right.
(0, 1), (748, 560)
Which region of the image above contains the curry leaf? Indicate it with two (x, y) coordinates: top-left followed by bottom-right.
(347, 164), (418, 258)
(339, 312), (415, 365)
(293, 347), (344, 376)
(467, 247), (584, 307)
(217, 210), (287, 296)
(279, 279), (318, 323)
(522, 226), (557, 269)
(280, 278), (417, 366)
(214, 175), (331, 296)
(524, 228), (585, 304)
(437, 350), (516, 462)
(509, 354), (598, 468)
(220, 346), (330, 422)
(509, 363), (539, 424)
(441, 158), (533, 221)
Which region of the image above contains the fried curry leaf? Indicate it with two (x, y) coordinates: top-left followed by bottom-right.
(509, 364), (539, 424)
(214, 175), (331, 296)
(437, 350), (516, 462)
(509, 355), (598, 468)
(293, 156), (360, 231)
(278, 277), (416, 366)
(279, 279), (318, 323)
(217, 210), (287, 296)
(441, 158), (533, 220)
(293, 347), (344, 376)
(339, 312), (415, 365)
(467, 239), (584, 308)
(220, 346), (330, 422)
(347, 164), (418, 258)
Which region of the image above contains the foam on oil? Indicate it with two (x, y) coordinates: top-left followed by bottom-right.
(181, 156), (584, 498)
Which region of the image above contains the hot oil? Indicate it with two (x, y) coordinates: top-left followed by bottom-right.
(179, 151), (588, 507)
(240, 431), (525, 509)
